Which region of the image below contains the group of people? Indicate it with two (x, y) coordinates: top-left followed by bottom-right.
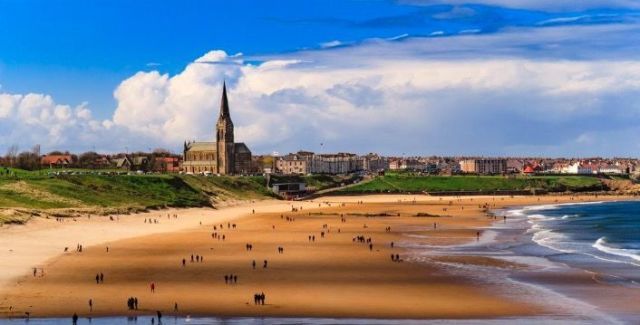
(353, 235), (370, 243)
(245, 243), (254, 251)
(94, 272), (104, 284)
(253, 292), (266, 305)
(224, 274), (238, 284)
(191, 254), (204, 263)
(390, 254), (402, 262)
(144, 218), (160, 224)
(126, 297), (139, 310)
(211, 232), (225, 240)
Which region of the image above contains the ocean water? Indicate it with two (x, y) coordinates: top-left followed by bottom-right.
(509, 200), (640, 286)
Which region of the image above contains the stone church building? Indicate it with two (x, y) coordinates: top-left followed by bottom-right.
(182, 83), (252, 174)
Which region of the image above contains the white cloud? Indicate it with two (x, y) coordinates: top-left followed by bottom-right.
(109, 42), (640, 156)
(0, 92), (138, 153)
(3, 24), (640, 156)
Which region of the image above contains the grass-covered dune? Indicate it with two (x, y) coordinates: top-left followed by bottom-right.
(0, 168), (278, 224)
(339, 174), (606, 194)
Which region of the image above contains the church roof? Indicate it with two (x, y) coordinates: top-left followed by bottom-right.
(234, 142), (251, 153)
(219, 81), (231, 119)
(186, 142), (216, 151)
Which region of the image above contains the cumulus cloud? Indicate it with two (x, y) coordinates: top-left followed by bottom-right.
(0, 92), (138, 153)
(3, 24), (640, 156)
(108, 25), (640, 156)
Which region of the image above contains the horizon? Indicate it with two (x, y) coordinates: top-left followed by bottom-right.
(2, 1), (640, 156)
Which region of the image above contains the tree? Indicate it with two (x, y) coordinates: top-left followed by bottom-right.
(4, 145), (19, 168)
(152, 148), (171, 157)
(78, 152), (101, 168)
(16, 151), (40, 171)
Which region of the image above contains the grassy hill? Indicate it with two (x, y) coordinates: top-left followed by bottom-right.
(338, 174), (605, 194)
(0, 169), (276, 224)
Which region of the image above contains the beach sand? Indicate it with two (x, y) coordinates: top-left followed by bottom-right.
(0, 194), (631, 319)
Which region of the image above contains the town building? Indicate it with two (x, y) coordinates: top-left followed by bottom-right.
(276, 152), (311, 175)
(311, 153), (360, 174)
(360, 153), (388, 172)
(40, 154), (73, 168)
(459, 158), (507, 174)
(182, 83), (252, 174)
(153, 157), (182, 173)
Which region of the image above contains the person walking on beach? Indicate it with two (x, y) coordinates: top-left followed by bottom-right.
(252, 260), (256, 269)
(100, 273), (104, 283)
(174, 302), (179, 312)
(263, 260), (268, 268)
(150, 282), (155, 293)
(95, 274), (100, 284)
(88, 298), (93, 312)
(72, 313), (78, 324)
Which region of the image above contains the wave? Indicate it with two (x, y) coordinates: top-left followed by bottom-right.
(531, 228), (577, 254)
(593, 237), (640, 263)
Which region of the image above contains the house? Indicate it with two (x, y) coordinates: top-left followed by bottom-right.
(41, 155), (73, 168)
(93, 156), (111, 168)
(276, 153), (310, 175)
(112, 156), (133, 170)
(563, 162), (596, 174)
(153, 157), (182, 173)
(132, 156), (149, 170)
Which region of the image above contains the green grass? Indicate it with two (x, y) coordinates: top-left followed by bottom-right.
(180, 175), (275, 200)
(0, 174), (212, 210)
(339, 174), (604, 193)
(0, 169), (282, 212)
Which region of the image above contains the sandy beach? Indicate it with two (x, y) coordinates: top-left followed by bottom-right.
(0, 194), (635, 320)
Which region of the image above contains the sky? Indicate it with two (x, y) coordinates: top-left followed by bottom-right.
(1, 0), (640, 157)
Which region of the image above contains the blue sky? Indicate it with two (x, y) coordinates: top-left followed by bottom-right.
(1, 0), (640, 156)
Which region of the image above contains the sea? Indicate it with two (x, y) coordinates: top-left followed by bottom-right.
(509, 200), (640, 286)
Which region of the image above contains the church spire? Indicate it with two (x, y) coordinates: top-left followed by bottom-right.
(219, 81), (230, 118)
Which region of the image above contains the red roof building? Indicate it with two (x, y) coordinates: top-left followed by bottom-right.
(41, 155), (73, 167)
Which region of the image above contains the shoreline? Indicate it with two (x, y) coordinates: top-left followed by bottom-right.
(482, 200), (640, 323)
(0, 194), (636, 321)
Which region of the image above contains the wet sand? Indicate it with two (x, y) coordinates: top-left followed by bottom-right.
(0, 194), (631, 319)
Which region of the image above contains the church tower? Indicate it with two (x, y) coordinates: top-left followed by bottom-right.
(216, 82), (235, 174)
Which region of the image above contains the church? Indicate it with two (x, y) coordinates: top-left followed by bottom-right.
(182, 83), (252, 175)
